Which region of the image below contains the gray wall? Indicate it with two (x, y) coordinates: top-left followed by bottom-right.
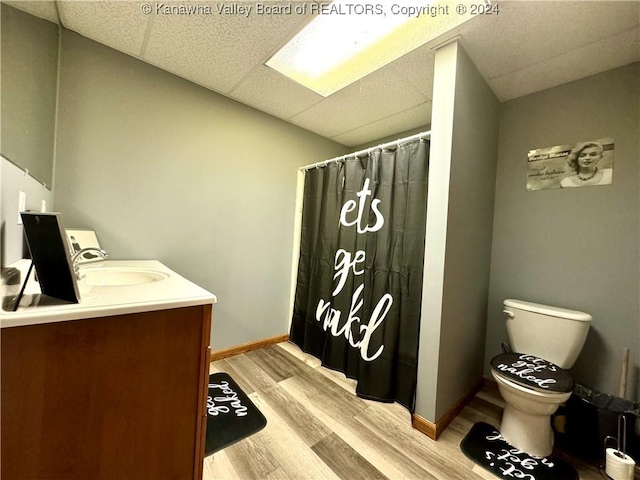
(54, 30), (347, 349)
(1, 158), (55, 266)
(416, 42), (499, 422)
(1, 4), (58, 188)
(0, 5), (58, 268)
(485, 63), (640, 400)
(435, 45), (499, 419)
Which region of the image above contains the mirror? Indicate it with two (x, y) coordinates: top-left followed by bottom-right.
(1, 3), (59, 188)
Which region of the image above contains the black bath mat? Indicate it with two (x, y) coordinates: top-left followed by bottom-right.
(204, 372), (267, 456)
(460, 422), (578, 480)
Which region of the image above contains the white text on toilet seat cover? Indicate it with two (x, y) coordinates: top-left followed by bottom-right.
(496, 354), (557, 389)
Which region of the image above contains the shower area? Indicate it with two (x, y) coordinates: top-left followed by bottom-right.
(290, 133), (430, 412)
(288, 40), (500, 437)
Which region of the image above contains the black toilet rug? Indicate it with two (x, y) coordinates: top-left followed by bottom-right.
(204, 372), (267, 456)
(460, 422), (578, 480)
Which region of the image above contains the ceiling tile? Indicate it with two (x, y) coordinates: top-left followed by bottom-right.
(4, 0), (59, 23)
(491, 26), (640, 101)
(290, 68), (428, 139)
(229, 65), (323, 120)
(142, 1), (313, 94)
(389, 45), (436, 99)
(58, 1), (149, 57)
(330, 102), (432, 147)
(462, 0), (640, 80)
(49, 0), (640, 148)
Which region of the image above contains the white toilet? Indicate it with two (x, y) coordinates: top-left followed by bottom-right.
(490, 299), (591, 457)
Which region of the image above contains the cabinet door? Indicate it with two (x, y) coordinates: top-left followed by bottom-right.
(194, 310), (213, 480)
(1, 305), (212, 480)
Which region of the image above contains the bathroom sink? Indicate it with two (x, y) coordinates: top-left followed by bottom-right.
(80, 266), (169, 286)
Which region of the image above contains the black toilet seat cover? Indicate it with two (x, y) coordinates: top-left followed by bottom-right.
(491, 352), (574, 393)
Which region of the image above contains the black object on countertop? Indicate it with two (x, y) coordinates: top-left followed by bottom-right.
(460, 422), (578, 480)
(204, 372), (266, 456)
(21, 212), (79, 304)
(11, 262), (34, 311)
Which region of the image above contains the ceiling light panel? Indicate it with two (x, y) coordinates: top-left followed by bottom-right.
(267, 0), (492, 96)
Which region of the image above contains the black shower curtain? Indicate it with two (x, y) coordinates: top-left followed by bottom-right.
(290, 138), (429, 411)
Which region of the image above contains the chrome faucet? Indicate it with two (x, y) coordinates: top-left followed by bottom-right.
(71, 248), (108, 279)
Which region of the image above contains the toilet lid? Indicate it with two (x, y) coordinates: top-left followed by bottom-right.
(491, 352), (574, 393)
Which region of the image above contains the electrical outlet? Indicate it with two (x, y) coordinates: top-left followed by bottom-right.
(41, 200), (47, 212)
(18, 191), (26, 225)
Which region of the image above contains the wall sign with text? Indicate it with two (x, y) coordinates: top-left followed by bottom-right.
(527, 137), (614, 191)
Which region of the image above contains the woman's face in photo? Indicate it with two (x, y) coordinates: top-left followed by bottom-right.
(577, 147), (602, 169)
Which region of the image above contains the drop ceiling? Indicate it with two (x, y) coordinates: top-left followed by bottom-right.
(6, 0), (640, 147)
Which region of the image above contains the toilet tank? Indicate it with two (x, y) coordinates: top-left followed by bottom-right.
(504, 299), (591, 369)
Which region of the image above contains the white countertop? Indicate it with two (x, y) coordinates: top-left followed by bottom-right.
(1, 260), (216, 329)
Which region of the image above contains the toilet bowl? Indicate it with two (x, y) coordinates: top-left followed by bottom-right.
(491, 353), (574, 457)
(491, 299), (591, 457)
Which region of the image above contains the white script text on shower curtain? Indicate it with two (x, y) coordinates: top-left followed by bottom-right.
(314, 178), (393, 362)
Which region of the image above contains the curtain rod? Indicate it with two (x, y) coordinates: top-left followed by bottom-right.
(299, 130), (431, 171)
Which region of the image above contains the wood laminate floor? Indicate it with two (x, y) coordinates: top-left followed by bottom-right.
(204, 341), (605, 480)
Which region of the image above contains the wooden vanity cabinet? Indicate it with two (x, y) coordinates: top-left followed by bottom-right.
(1, 304), (212, 480)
